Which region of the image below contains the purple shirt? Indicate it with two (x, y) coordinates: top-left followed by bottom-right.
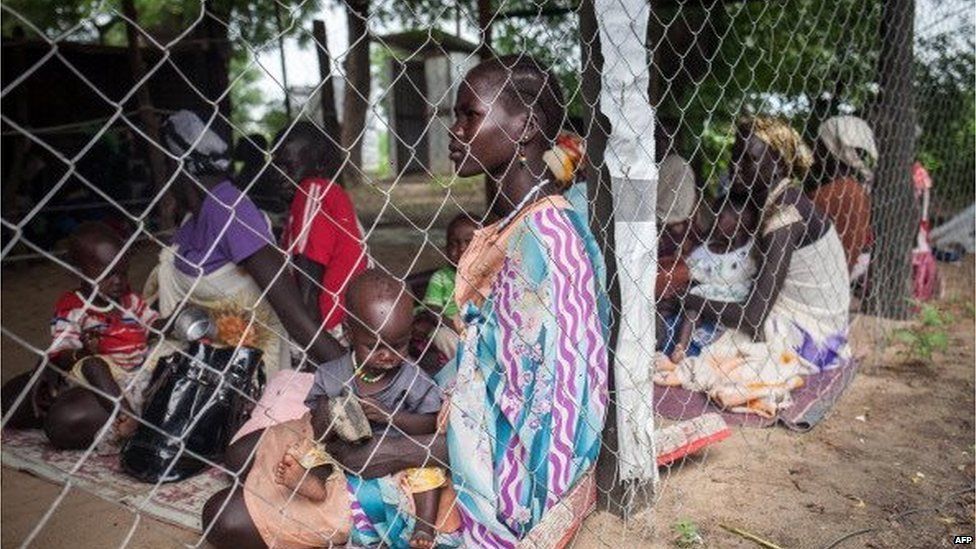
(173, 180), (273, 275)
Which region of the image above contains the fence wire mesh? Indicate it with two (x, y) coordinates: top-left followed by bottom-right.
(0, 0), (973, 547)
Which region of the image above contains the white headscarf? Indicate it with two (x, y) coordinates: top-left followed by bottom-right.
(162, 110), (231, 176)
(818, 116), (878, 182)
(657, 154), (697, 224)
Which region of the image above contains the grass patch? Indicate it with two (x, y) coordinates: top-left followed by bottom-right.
(892, 303), (954, 362)
(673, 518), (703, 547)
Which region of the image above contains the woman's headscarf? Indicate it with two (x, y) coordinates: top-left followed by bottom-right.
(657, 154), (697, 224)
(818, 115), (878, 182)
(744, 116), (813, 180)
(162, 110), (231, 177)
(543, 131), (586, 188)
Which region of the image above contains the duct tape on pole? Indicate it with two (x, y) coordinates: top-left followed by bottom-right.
(595, 0), (658, 485)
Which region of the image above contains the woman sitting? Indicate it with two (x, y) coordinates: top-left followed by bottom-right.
(202, 55), (611, 548)
(655, 116), (851, 418)
(805, 115), (877, 273)
(146, 110), (346, 374)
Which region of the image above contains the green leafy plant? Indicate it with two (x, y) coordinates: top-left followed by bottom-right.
(892, 304), (954, 361)
(673, 518), (704, 548)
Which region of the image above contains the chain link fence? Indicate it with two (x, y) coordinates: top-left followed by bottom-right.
(1, 0), (972, 546)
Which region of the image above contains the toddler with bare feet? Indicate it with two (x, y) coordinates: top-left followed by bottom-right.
(273, 269), (446, 549)
(24, 222), (161, 453)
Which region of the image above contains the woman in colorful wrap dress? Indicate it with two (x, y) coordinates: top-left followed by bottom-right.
(201, 56), (610, 549)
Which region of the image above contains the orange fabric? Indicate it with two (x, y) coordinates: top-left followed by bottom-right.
(810, 177), (871, 269)
(454, 195), (571, 310)
(243, 415), (351, 548)
(244, 415), (463, 547)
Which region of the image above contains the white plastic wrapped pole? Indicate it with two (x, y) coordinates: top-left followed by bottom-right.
(594, 0), (658, 484)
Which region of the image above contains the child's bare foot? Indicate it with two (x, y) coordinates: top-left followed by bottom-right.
(655, 352), (676, 371)
(410, 527), (435, 549)
(115, 413), (139, 438)
(274, 454), (329, 501)
(411, 488), (440, 548)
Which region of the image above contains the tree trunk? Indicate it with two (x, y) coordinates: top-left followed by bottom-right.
(340, 0), (371, 187)
(477, 0), (493, 59)
(122, 0), (173, 229)
(200, 0), (232, 143)
(275, 3), (292, 120)
(313, 19), (342, 142)
(580, 0), (629, 516)
(868, 0), (918, 319)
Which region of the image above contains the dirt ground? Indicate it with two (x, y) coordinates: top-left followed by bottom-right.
(1, 184), (973, 547)
(576, 259), (976, 549)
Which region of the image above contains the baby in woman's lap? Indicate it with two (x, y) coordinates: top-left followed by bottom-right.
(274, 269), (446, 549)
(663, 196), (759, 368)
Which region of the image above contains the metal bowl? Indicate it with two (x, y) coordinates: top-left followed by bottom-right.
(171, 306), (213, 342)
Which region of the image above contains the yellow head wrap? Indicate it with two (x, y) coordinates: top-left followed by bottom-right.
(742, 116), (813, 180)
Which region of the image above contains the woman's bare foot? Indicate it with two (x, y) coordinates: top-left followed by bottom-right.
(409, 528), (435, 549)
(274, 454), (329, 501)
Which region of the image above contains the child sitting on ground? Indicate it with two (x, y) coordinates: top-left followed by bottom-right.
(44, 222), (160, 452)
(274, 269), (445, 549)
(669, 196), (759, 363)
(412, 214), (477, 371)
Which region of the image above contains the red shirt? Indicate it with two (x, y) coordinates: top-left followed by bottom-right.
(282, 177), (367, 330)
(810, 176), (871, 269)
(50, 290), (158, 370)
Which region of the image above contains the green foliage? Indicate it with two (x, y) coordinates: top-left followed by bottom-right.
(2, 0), (105, 41)
(673, 518), (704, 548)
(666, 0), (882, 186)
(3, 0), (319, 46)
(228, 52), (269, 134)
(370, 0), (464, 31)
(429, 174), (481, 193)
(6, 0), (971, 201)
(893, 304), (954, 362)
(915, 27), (976, 213)
(492, 10), (583, 120)
(373, 131), (392, 179)
(257, 102), (290, 139)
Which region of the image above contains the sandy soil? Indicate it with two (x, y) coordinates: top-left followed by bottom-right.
(575, 259), (976, 548)
(1, 187), (973, 547)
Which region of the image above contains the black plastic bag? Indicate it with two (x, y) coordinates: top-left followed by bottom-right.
(121, 342), (264, 483)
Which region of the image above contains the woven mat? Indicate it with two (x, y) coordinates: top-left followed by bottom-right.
(1, 428), (228, 532)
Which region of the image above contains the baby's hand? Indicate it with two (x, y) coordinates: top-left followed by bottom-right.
(669, 344), (687, 365)
(360, 397), (390, 425)
(81, 330), (101, 355)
